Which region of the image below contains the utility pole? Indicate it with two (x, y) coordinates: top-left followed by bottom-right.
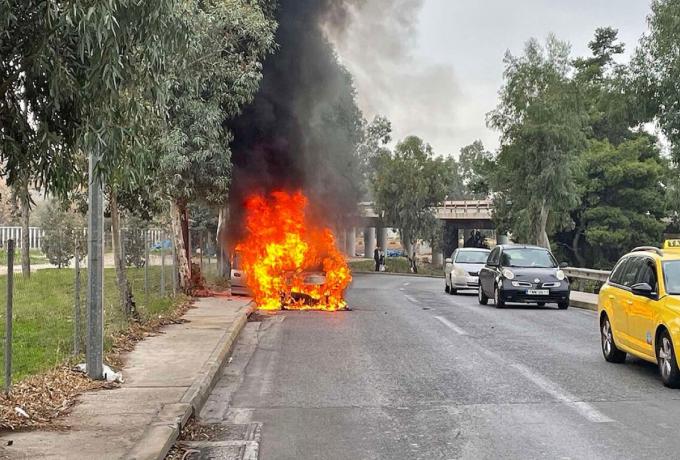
(87, 148), (104, 379)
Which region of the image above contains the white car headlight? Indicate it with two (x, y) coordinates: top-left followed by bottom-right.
(502, 268), (515, 280)
(454, 267), (467, 277)
(556, 270), (565, 281)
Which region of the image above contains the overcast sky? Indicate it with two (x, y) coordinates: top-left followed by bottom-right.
(331, 0), (654, 158)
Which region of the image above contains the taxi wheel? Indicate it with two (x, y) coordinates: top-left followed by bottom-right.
(557, 302), (569, 310)
(449, 283), (457, 295)
(478, 285), (488, 305)
(445, 282), (450, 294)
(494, 285), (505, 309)
(656, 331), (680, 389)
(601, 315), (626, 363)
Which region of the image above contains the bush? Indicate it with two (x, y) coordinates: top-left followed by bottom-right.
(38, 201), (84, 268)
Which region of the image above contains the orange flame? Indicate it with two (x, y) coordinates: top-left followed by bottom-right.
(236, 191), (352, 311)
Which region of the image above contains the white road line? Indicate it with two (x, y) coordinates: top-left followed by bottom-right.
(434, 315), (468, 335)
(404, 294), (418, 304)
(399, 288), (405, 291)
(404, 282), (410, 286)
(510, 363), (614, 423)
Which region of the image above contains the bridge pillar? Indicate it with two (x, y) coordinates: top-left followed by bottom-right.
(363, 227), (375, 259)
(346, 228), (356, 257)
(338, 229), (346, 256)
(443, 222), (459, 259)
(432, 251), (444, 267)
(376, 226), (387, 252)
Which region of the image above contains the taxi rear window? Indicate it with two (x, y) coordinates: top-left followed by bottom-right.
(663, 261), (680, 295)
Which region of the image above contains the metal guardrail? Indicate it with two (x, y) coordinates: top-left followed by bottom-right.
(563, 267), (610, 282)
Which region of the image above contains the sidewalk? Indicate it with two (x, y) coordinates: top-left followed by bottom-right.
(0, 295), (253, 460)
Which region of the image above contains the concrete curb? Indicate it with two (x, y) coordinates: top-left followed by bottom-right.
(570, 298), (597, 311)
(126, 301), (256, 460)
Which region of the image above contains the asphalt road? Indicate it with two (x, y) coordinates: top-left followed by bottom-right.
(202, 274), (680, 459)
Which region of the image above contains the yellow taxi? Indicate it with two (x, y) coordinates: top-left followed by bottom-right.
(598, 240), (680, 387)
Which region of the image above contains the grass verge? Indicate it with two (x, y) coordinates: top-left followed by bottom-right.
(349, 257), (444, 277)
(0, 266), (187, 386)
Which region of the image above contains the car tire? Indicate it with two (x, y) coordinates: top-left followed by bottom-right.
(449, 281), (457, 295)
(445, 282), (450, 294)
(657, 330), (680, 388)
(601, 315), (626, 363)
(494, 285), (505, 309)
(478, 285), (488, 305)
(558, 302), (569, 310)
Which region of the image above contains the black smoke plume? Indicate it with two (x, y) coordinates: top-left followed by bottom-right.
(228, 0), (365, 241)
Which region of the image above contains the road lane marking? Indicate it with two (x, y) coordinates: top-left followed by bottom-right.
(399, 288), (405, 291)
(404, 294), (418, 304)
(404, 282), (410, 286)
(434, 316), (468, 335)
(510, 363), (614, 423)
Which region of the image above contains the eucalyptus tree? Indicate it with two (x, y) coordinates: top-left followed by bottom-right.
(159, 0), (276, 290)
(373, 136), (455, 265)
(487, 36), (587, 248)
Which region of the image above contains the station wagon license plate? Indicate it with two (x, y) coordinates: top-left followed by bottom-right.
(527, 289), (549, 295)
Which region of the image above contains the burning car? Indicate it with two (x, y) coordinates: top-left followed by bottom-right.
(235, 191), (352, 311)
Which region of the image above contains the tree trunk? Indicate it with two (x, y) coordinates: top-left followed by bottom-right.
(110, 191), (132, 316)
(535, 200), (551, 249)
(20, 189), (30, 278)
(171, 199), (191, 292)
(216, 204), (229, 277)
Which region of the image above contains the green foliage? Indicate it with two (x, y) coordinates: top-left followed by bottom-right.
(159, 0), (276, 206)
(37, 201), (84, 268)
(373, 136), (455, 248)
(123, 217), (149, 269)
(0, 0), (186, 195)
(487, 36), (587, 247)
(635, 0), (680, 162)
(578, 137), (667, 268)
(458, 140), (493, 199)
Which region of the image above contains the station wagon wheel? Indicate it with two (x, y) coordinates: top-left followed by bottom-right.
(657, 331), (680, 388)
(601, 315), (626, 363)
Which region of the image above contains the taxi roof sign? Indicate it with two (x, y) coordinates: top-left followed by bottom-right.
(664, 239), (680, 250)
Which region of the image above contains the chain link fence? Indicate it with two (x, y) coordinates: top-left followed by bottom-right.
(1, 226), (183, 392)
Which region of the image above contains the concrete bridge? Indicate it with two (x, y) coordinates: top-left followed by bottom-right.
(340, 200), (497, 261)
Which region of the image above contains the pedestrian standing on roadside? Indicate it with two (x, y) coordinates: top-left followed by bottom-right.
(374, 246), (381, 272)
(379, 248), (386, 272)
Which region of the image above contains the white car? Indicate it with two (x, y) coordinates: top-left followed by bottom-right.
(444, 247), (491, 294)
(230, 251), (250, 296)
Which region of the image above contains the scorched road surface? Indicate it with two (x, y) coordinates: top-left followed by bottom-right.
(203, 274), (680, 459)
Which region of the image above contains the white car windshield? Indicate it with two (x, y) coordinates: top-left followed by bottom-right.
(663, 261), (680, 295)
(455, 251), (489, 264)
(501, 248), (557, 268)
